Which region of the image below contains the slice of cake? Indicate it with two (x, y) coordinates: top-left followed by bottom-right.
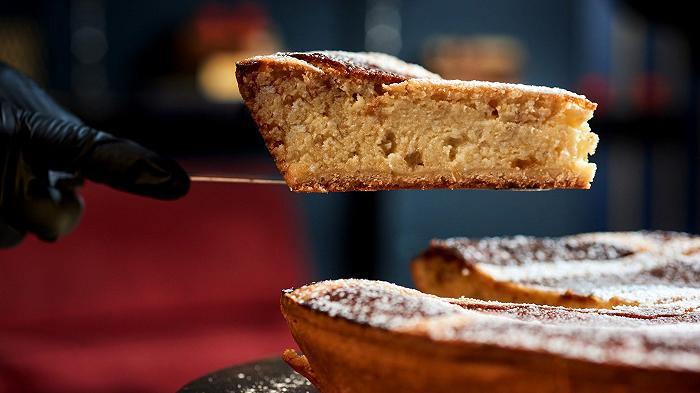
(281, 279), (700, 393)
(236, 51), (599, 192)
(411, 231), (700, 308)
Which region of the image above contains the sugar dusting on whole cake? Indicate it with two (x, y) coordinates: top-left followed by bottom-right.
(422, 312), (700, 371)
(285, 279), (700, 372)
(438, 235), (637, 266)
(287, 279), (464, 329)
(432, 231), (700, 307)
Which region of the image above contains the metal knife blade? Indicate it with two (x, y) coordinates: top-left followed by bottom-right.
(189, 175), (287, 185)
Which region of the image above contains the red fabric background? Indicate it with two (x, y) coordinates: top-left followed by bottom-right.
(0, 181), (310, 393)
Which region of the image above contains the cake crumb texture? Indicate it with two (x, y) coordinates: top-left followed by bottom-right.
(236, 51), (599, 192)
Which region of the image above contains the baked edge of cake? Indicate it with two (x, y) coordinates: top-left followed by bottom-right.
(410, 246), (623, 308)
(279, 279), (700, 393)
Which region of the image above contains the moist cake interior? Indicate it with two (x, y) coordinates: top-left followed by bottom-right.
(237, 51), (599, 191)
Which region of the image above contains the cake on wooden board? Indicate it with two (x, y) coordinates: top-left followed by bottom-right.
(236, 51), (598, 192)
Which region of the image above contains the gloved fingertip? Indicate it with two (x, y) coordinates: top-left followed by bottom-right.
(81, 138), (190, 200)
(161, 165), (190, 200)
(163, 168), (190, 200)
(152, 156), (190, 200)
(127, 155), (190, 200)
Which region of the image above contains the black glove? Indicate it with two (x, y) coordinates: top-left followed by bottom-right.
(0, 63), (190, 248)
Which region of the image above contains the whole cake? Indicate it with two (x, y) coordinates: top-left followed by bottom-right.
(236, 51), (599, 192)
(411, 231), (700, 308)
(281, 279), (700, 393)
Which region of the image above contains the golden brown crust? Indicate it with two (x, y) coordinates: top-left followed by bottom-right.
(237, 51), (595, 110)
(280, 280), (700, 393)
(279, 171), (590, 192)
(281, 349), (318, 386)
(236, 51), (439, 85)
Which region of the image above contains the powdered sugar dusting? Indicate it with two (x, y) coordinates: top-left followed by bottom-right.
(192, 360), (316, 393)
(421, 313), (700, 371)
(309, 51), (440, 80)
(246, 51), (594, 106)
(438, 235), (638, 266)
(410, 78), (593, 104)
(288, 279), (463, 329)
(285, 279), (700, 372)
(238, 374), (313, 393)
(434, 231), (700, 307)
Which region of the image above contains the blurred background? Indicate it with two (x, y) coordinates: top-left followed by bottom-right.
(0, 0), (698, 392)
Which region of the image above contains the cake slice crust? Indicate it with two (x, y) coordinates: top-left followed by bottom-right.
(236, 51), (598, 192)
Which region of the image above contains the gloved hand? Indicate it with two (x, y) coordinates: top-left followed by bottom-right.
(0, 62), (190, 248)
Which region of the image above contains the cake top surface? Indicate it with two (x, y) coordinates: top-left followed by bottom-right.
(237, 51), (596, 110)
(284, 279), (700, 371)
(425, 231), (700, 307)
